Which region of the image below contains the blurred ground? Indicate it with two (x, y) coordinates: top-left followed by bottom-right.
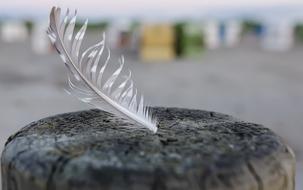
(0, 33), (302, 188)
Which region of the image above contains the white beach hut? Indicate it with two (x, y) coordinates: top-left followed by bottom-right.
(202, 20), (220, 49)
(106, 20), (132, 49)
(224, 20), (242, 47)
(31, 21), (51, 54)
(1, 21), (28, 43)
(261, 20), (294, 51)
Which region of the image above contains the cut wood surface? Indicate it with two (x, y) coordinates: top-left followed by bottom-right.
(1, 107), (296, 190)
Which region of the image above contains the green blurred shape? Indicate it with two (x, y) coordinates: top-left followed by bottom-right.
(241, 20), (262, 35)
(174, 22), (185, 57)
(174, 22), (204, 58)
(295, 24), (303, 42)
(24, 20), (33, 34)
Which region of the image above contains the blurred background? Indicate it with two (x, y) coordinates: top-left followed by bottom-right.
(0, 0), (303, 188)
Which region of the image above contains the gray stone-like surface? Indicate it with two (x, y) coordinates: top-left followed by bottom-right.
(1, 108), (295, 190)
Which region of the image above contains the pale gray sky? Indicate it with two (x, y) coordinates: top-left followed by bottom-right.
(1, 0), (302, 8)
(0, 0), (303, 19)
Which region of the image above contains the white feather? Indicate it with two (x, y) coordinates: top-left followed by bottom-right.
(47, 7), (157, 133)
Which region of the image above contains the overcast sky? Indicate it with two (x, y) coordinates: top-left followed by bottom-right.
(1, 0), (302, 9)
(0, 0), (303, 19)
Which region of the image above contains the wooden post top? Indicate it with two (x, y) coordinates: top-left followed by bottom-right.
(1, 107), (296, 190)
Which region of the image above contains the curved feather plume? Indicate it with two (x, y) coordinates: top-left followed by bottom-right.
(47, 7), (157, 133)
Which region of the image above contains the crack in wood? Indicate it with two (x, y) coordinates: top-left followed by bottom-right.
(247, 161), (263, 190)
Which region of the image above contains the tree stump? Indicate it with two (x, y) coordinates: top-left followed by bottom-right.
(1, 107), (295, 190)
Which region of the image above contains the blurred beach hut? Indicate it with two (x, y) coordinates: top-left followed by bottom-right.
(107, 20), (132, 50)
(202, 20), (242, 49)
(202, 21), (220, 49)
(140, 24), (175, 61)
(242, 20), (263, 37)
(294, 22), (303, 43)
(223, 20), (242, 47)
(184, 23), (205, 57)
(261, 20), (294, 51)
(1, 21), (28, 43)
(174, 22), (204, 58)
(31, 21), (51, 54)
(129, 22), (141, 53)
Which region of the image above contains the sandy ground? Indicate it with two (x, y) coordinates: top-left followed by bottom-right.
(0, 36), (302, 188)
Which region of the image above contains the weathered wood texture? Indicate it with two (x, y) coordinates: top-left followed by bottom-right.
(1, 107), (295, 190)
